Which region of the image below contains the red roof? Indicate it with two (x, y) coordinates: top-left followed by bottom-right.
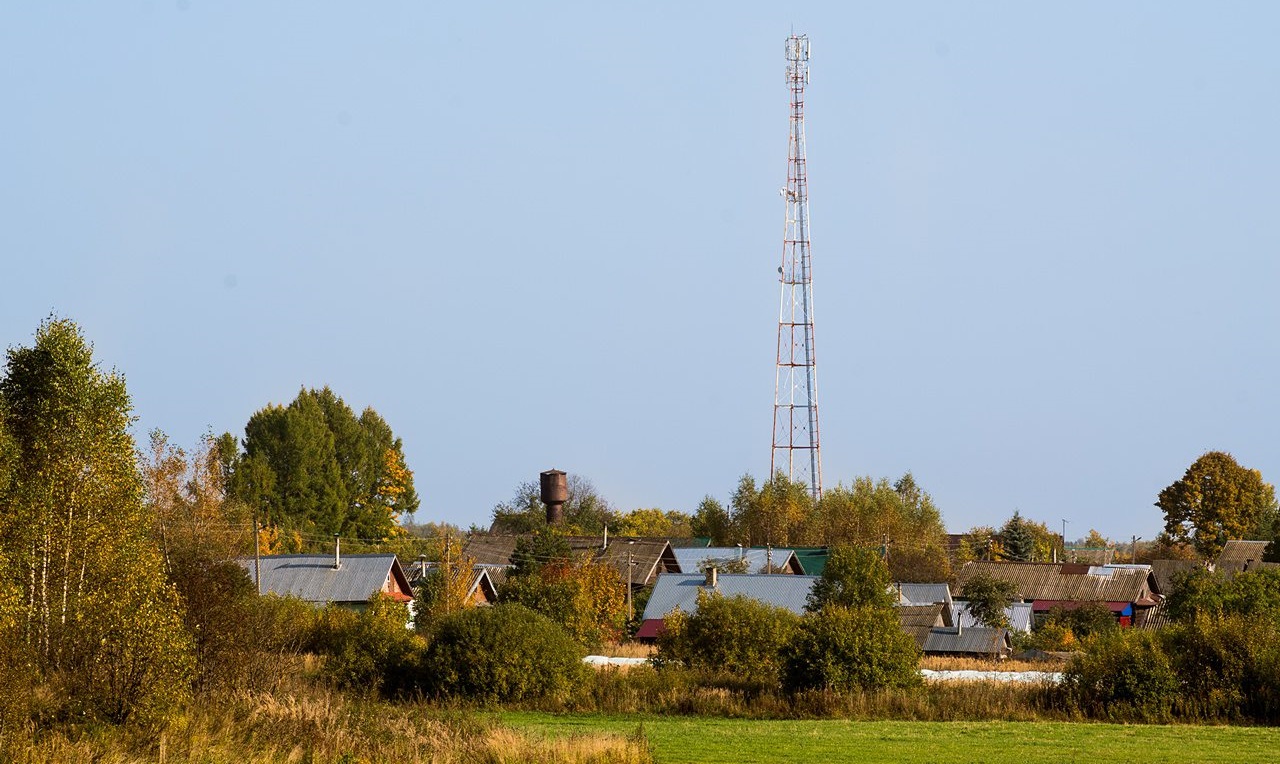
(634, 619), (667, 640)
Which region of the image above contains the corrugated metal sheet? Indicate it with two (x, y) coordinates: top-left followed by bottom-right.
(640, 573), (820, 621)
(954, 561), (1155, 604)
(922, 626), (1011, 657)
(950, 601), (1033, 634)
(895, 583), (953, 608)
(671, 547), (801, 575)
(237, 554), (404, 604)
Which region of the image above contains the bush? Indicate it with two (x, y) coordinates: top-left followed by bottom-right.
(1166, 614), (1280, 721)
(315, 595), (422, 695)
(1059, 630), (1177, 721)
(654, 591), (798, 684)
(499, 561), (626, 649)
(418, 603), (586, 701)
(782, 605), (920, 693)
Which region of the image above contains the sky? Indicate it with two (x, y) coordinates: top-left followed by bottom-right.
(3, 3), (1278, 542)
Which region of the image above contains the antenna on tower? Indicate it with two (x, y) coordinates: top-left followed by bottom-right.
(771, 33), (823, 502)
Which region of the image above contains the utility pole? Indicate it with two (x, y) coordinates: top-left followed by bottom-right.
(1132, 535), (1141, 565)
(252, 511), (262, 596)
(771, 33), (823, 502)
(626, 548), (634, 621)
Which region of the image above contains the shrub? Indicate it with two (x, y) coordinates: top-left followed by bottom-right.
(1166, 614), (1280, 721)
(418, 603), (586, 701)
(316, 595), (422, 695)
(782, 605), (920, 693)
(499, 561), (626, 649)
(1059, 630), (1177, 721)
(654, 591), (798, 684)
(806, 546), (893, 612)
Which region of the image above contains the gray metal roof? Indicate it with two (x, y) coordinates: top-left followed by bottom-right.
(895, 583), (953, 608)
(641, 573), (820, 621)
(671, 547), (802, 574)
(236, 554), (406, 604)
(922, 626), (1012, 657)
(950, 600), (1033, 633)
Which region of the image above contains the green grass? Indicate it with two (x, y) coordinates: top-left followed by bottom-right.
(502, 711), (1280, 764)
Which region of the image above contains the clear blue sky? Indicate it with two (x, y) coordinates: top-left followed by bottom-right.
(4, 3), (1278, 542)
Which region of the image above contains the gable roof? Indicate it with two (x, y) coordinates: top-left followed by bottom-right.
(403, 560), (499, 604)
(898, 603), (947, 649)
(895, 582), (953, 609)
(954, 560), (1157, 605)
(237, 554), (411, 605)
(640, 573), (820, 621)
(922, 626), (1012, 657)
(670, 547), (805, 575)
(1216, 540), (1271, 574)
(950, 600), (1034, 633)
(461, 535), (678, 586)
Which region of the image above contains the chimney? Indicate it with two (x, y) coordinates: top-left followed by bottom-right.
(705, 566), (717, 588)
(540, 469), (568, 525)
(333, 534), (341, 569)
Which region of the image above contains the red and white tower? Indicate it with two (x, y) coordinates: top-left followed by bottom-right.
(771, 34), (823, 501)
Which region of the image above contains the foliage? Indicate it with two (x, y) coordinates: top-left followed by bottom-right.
(1165, 567), (1280, 625)
(809, 474), (950, 581)
(317, 595), (421, 695)
(1027, 604), (1117, 651)
(0, 317), (195, 724)
(615, 507), (694, 537)
(1157, 451), (1278, 559)
(499, 560), (627, 648)
(413, 553), (480, 633)
(510, 528), (574, 577)
(1059, 630), (1178, 721)
(690, 495), (732, 544)
(654, 591), (799, 683)
(956, 526), (1000, 563)
(781, 605), (921, 692)
(1165, 614), (1280, 720)
(419, 603), (587, 701)
(959, 573), (1017, 630)
(999, 511), (1038, 561)
(228, 386), (419, 544)
(805, 546), (893, 612)
(491, 473), (618, 535)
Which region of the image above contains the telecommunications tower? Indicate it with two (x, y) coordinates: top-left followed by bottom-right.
(770, 33), (823, 501)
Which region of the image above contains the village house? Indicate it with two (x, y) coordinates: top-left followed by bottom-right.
(953, 560), (1159, 627)
(237, 552), (413, 610)
(634, 570), (820, 640)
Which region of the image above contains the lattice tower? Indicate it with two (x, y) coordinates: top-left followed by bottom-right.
(770, 33), (823, 501)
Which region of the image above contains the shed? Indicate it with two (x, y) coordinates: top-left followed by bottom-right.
(950, 600), (1034, 634)
(922, 626), (1013, 659)
(898, 603), (948, 649)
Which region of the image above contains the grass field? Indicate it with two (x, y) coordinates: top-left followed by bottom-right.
(502, 711), (1280, 764)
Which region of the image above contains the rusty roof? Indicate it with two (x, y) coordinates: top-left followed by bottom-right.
(954, 560), (1156, 605)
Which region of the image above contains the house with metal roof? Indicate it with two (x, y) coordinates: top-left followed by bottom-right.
(237, 553), (413, 609)
(950, 600), (1034, 634)
(670, 546), (805, 575)
(404, 560), (499, 606)
(953, 560), (1159, 628)
(634, 571), (820, 639)
(894, 582), (953, 610)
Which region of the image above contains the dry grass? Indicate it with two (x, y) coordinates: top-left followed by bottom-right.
(6, 687), (653, 764)
(919, 656), (1069, 673)
(599, 642), (657, 659)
